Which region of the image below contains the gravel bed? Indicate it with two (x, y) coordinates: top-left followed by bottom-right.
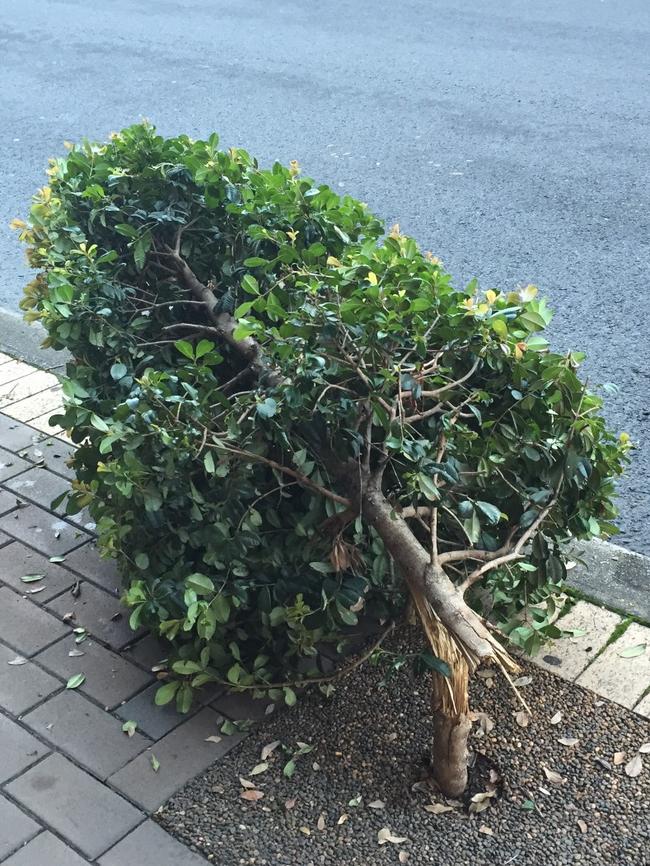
(157, 630), (650, 866)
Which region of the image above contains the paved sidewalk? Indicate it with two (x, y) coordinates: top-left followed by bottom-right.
(0, 352), (648, 863)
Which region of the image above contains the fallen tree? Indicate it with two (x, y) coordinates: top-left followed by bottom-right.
(17, 124), (628, 796)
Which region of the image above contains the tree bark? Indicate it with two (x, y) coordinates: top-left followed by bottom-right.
(431, 699), (472, 798)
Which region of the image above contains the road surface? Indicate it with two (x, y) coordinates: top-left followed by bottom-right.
(1, 0), (648, 552)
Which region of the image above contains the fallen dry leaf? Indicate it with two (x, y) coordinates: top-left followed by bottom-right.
(550, 711), (563, 725)
(205, 735), (222, 744)
(378, 828), (408, 846)
(424, 803), (454, 815)
(7, 656), (28, 666)
(299, 826), (311, 836)
(478, 824), (494, 836)
(317, 813), (326, 831)
(399, 853), (409, 864)
(542, 766), (565, 786)
(337, 814), (349, 825)
(513, 675), (533, 687)
(368, 800), (385, 810)
(240, 789), (264, 801)
(515, 711), (530, 728)
(639, 743), (650, 755)
(577, 819), (587, 834)
(285, 798), (297, 810)
(558, 737), (579, 747)
(239, 777), (255, 789)
(249, 762), (268, 776)
(625, 754), (643, 778)
(613, 751), (626, 766)
(261, 740), (281, 761)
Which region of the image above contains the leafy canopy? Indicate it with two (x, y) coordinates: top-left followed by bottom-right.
(17, 123), (628, 710)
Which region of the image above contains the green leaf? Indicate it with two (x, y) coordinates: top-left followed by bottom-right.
(135, 552), (149, 570)
(20, 574), (45, 583)
(90, 414), (109, 432)
(110, 362), (127, 381)
(195, 339), (215, 359)
(491, 318), (508, 339)
(309, 561), (334, 574)
(66, 673), (85, 690)
(150, 753), (160, 773)
(256, 397), (277, 419)
(618, 644), (646, 659)
(475, 501), (502, 524)
(214, 594), (230, 624)
(418, 651), (452, 678)
(185, 572), (215, 595)
(284, 686), (297, 707)
(174, 339), (195, 360)
(418, 473), (439, 502)
(204, 451), (216, 474)
(155, 681), (179, 706)
(172, 660), (203, 675)
(463, 512), (481, 544)
(283, 758), (296, 778)
(121, 720), (138, 737)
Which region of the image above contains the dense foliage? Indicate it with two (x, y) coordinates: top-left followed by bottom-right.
(17, 124), (628, 713)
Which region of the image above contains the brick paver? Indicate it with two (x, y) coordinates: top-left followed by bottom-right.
(1, 830), (90, 866)
(47, 581), (143, 650)
(577, 621), (650, 708)
(62, 542), (122, 594)
(0, 448), (32, 483)
(36, 636), (151, 710)
(0, 489), (22, 517)
(635, 692), (650, 718)
(17, 435), (75, 479)
(0, 371), (59, 410)
(98, 820), (210, 865)
(0, 795), (40, 861)
(0, 713), (49, 784)
(0, 642), (60, 715)
(0, 414), (43, 452)
(0, 503), (89, 557)
(2, 385), (63, 424)
(0, 586), (70, 656)
(5, 753), (143, 860)
(0, 540), (78, 602)
(212, 689), (274, 722)
(23, 690), (150, 780)
(115, 683), (195, 740)
(108, 708), (239, 811)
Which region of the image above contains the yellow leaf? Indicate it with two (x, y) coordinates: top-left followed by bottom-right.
(477, 303), (489, 314)
(462, 298), (474, 309)
(10, 218), (26, 230)
(286, 229), (298, 242)
(289, 159), (300, 177)
(367, 271), (378, 285)
(326, 256), (341, 267)
(619, 432), (630, 444)
(485, 290), (497, 304)
(521, 284), (538, 301)
(389, 223), (401, 238)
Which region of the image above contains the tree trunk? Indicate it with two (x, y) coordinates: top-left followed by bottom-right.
(431, 673), (472, 798)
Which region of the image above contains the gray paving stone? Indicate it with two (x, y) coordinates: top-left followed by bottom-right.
(0, 586), (70, 656)
(0, 413), (42, 452)
(0, 488), (24, 517)
(36, 636), (151, 710)
(0, 541), (78, 602)
(212, 689), (275, 722)
(0, 447), (31, 482)
(122, 634), (170, 672)
(0, 712), (49, 783)
(115, 683), (192, 740)
(109, 708), (240, 811)
(5, 466), (70, 514)
(17, 435), (76, 480)
(2, 830), (90, 866)
(98, 820), (209, 866)
(62, 542), (122, 594)
(577, 622), (650, 708)
(0, 504), (89, 557)
(5, 753), (143, 861)
(46, 582), (142, 650)
(0, 530), (12, 547)
(0, 795), (40, 861)
(22, 690), (150, 780)
(634, 692), (650, 719)
(0, 642), (60, 715)
(534, 601), (622, 680)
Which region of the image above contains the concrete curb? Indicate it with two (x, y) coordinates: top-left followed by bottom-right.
(1, 306), (648, 623)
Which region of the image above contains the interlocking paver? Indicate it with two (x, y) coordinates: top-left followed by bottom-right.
(212, 689), (275, 722)
(0, 795), (40, 861)
(115, 683), (192, 740)
(534, 600), (622, 680)
(22, 690), (150, 780)
(0, 541), (78, 602)
(62, 542), (122, 594)
(0, 503), (89, 556)
(0, 413), (42, 452)
(47, 582), (141, 650)
(27, 411), (65, 436)
(3, 386), (63, 424)
(5, 466), (69, 514)
(634, 692), (650, 719)
(5, 753), (143, 861)
(0, 586), (70, 655)
(0, 489), (23, 517)
(109, 708), (239, 811)
(0, 530), (12, 548)
(0, 447), (32, 482)
(0, 641), (60, 715)
(99, 820), (210, 866)
(0, 712), (49, 783)
(17, 435), (75, 479)
(0, 360), (37, 387)
(2, 830), (90, 866)
(36, 636), (151, 710)
(0, 371), (59, 409)
(577, 622), (650, 708)
(122, 634), (169, 672)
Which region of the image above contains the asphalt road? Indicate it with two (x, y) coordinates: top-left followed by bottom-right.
(1, 0), (649, 553)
